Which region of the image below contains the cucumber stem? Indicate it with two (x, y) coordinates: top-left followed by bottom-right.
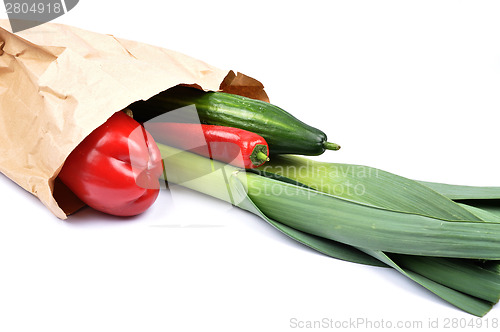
(323, 142), (341, 151)
(257, 151), (270, 162)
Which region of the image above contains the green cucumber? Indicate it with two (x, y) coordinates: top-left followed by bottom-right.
(131, 86), (339, 156)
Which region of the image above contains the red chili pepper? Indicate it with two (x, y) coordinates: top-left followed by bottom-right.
(58, 111), (164, 216)
(144, 123), (270, 169)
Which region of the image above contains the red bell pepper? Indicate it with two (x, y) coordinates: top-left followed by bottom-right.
(58, 111), (164, 216)
(144, 122), (270, 169)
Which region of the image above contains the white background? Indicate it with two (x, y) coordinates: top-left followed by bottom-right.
(1, 1), (500, 331)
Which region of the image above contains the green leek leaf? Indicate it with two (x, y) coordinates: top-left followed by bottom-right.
(418, 181), (500, 200)
(255, 156), (482, 222)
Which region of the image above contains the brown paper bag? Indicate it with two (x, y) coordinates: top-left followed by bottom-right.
(0, 20), (268, 219)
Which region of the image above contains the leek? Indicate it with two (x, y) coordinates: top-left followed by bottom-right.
(157, 143), (500, 316)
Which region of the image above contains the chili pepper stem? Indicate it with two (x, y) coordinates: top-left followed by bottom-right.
(249, 144), (270, 167)
(323, 141), (341, 151)
(257, 151), (270, 162)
